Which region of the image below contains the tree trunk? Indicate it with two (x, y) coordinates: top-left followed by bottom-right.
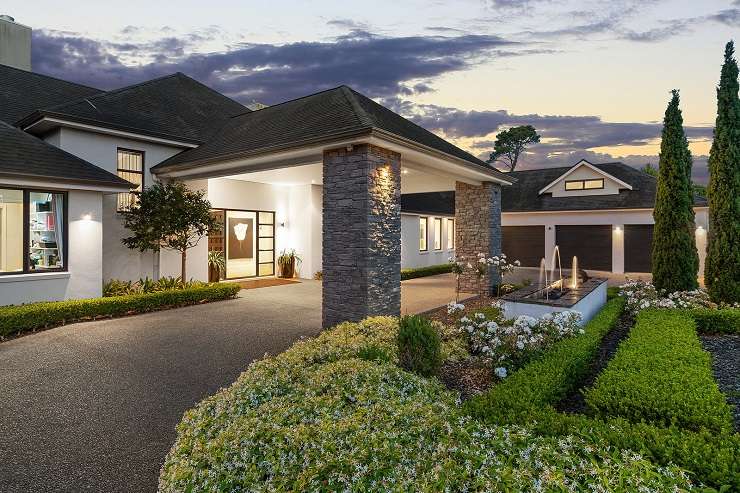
(181, 249), (187, 282)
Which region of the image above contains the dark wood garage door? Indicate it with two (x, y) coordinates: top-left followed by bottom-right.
(502, 226), (545, 267)
(624, 224), (653, 273)
(555, 225), (612, 271)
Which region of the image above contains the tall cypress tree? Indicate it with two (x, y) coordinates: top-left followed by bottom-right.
(652, 90), (699, 292)
(705, 41), (740, 303)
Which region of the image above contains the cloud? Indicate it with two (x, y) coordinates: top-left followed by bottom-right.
(326, 19), (370, 30)
(31, 29), (519, 103)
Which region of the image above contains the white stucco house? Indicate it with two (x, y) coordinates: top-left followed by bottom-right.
(0, 21), (512, 326)
(402, 159), (709, 277)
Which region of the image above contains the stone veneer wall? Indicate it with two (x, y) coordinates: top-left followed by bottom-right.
(322, 144), (401, 328)
(455, 181), (502, 294)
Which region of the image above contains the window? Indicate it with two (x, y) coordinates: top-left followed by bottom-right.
(447, 218), (455, 249)
(433, 218), (442, 250)
(0, 188), (66, 274)
(419, 217), (428, 251)
(117, 148), (144, 211)
(565, 178), (604, 191)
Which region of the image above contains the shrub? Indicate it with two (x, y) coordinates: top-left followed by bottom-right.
(584, 309), (733, 433)
(690, 307), (740, 334)
(397, 315), (442, 377)
(160, 317), (693, 492)
(400, 263), (453, 280)
(0, 283), (241, 338)
(102, 276), (208, 297)
(464, 297), (624, 421)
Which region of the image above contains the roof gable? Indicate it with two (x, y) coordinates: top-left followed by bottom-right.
(0, 120), (131, 189)
(20, 73), (247, 144)
(0, 64), (102, 125)
(538, 159), (633, 195)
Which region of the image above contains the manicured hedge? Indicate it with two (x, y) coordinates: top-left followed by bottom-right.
(400, 263), (453, 280)
(584, 309), (734, 433)
(464, 297), (625, 421)
(0, 283), (241, 338)
(690, 307), (740, 334)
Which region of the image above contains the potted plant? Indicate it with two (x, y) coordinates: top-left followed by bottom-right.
(208, 250), (225, 281)
(277, 249), (301, 278)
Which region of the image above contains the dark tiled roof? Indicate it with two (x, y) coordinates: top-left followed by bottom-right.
(19, 73), (247, 144)
(153, 86), (510, 182)
(0, 121), (131, 188)
(401, 192), (454, 215)
(0, 64), (102, 124)
(400, 162), (707, 214)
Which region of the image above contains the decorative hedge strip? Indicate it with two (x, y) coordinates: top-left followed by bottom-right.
(584, 309), (734, 434)
(464, 297), (625, 421)
(464, 300), (739, 489)
(690, 307), (740, 334)
(400, 263), (453, 280)
(0, 283), (241, 338)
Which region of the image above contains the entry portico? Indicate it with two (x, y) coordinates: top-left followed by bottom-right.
(152, 86), (512, 327)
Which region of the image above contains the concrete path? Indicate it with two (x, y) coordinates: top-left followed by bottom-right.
(0, 282), (322, 493)
(0, 277), (459, 492)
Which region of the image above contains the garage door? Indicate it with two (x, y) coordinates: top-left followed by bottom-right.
(502, 226), (545, 267)
(555, 225), (612, 271)
(624, 224), (653, 273)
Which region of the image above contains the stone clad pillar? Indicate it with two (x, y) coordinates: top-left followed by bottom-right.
(455, 181), (502, 294)
(322, 144), (401, 328)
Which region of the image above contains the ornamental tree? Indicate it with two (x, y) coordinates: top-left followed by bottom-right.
(705, 41), (740, 304)
(121, 181), (219, 282)
(487, 125), (540, 171)
(652, 90), (699, 292)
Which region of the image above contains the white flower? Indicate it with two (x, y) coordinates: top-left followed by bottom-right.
(494, 367), (508, 378)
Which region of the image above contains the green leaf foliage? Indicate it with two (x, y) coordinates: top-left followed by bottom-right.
(652, 90), (699, 292)
(397, 315), (442, 377)
(400, 263), (454, 280)
(705, 41), (740, 304)
(0, 283), (240, 338)
(487, 124), (540, 171)
(690, 307), (740, 334)
(584, 310), (733, 434)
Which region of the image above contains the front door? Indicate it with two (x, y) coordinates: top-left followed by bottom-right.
(208, 209), (275, 280)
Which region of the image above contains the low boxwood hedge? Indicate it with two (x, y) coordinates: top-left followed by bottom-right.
(0, 283), (241, 338)
(690, 307), (740, 334)
(464, 297), (625, 421)
(584, 309), (734, 434)
(400, 263), (453, 280)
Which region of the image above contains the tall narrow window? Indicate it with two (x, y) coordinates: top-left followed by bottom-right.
(419, 217), (428, 252)
(0, 188), (24, 273)
(117, 148), (144, 211)
(433, 218), (442, 250)
(447, 218), (455, 249)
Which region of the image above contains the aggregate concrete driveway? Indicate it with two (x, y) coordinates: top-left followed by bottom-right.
(0, 281), (322, 493)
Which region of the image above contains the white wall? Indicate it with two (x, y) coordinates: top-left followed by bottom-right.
(401, 213), (455, 269)
(47, 127), (186, 282)
(503, 208), (709, 276)
(0, 190), (104, 305)
(545, 166), (624, 197)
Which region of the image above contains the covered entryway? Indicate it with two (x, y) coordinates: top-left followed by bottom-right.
(624, 224), (653, 273)
(555, 225), (612, 271)
(502, 225), (546, 267)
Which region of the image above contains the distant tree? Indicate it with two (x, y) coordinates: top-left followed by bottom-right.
(487, 125), (540, 171)
(705, 41), (740, 303)
(121, 182), (218, 282)
(641, 163), (658, 177)
(652, 90), (699, 292)
(642, 162), (706, 197)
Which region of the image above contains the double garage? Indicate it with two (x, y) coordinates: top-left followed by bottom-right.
(502, 224), (654, 273)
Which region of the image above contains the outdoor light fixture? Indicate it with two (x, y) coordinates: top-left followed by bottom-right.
(613, 226), (622, 233)
(402, 169), (409, 175)
(234, 222), (248, 241)
(696, 226), (705, 234)
(81, 213), (92, 221)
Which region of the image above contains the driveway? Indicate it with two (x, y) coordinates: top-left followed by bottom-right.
(0, 282), (322, 493)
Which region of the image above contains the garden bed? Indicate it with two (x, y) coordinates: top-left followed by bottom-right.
(701, 334), (740, 431)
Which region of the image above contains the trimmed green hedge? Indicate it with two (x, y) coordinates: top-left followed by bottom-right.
(464, 297), (625, 421)
(400, 263), (453, 280)
(690, 307), (740, 334)
(464, 300), (739, 489)
(0, 283), (241, 338)
(584, 309), (734, 433)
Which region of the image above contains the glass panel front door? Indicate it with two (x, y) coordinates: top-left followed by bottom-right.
(226, 210), (257, 279)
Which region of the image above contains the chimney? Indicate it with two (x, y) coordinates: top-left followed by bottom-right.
(0, 15), (31, 71)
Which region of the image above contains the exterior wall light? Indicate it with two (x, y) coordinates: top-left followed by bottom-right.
(81, 213), (92, 221)
(402, 169), (409, 175)
(695, 226), (705, 234)
(613, 226), (622, 232)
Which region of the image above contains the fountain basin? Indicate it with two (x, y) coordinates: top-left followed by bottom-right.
(501, 278), (608, 325)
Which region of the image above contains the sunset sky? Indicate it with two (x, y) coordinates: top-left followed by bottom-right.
(6, 0), (738, 181)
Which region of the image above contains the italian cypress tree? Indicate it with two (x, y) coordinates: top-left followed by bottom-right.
(652, 90), (699, 292)
(705, 41), (740, 303)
